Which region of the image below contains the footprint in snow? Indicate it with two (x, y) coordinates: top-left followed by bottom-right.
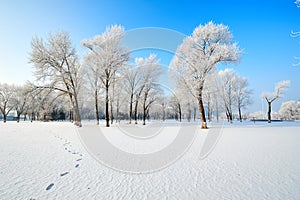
(46, 183), (54, 190)
(75, 164), (80, 168)
(60, 172), (69, 177)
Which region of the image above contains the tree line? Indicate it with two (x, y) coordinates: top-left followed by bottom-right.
(0, 22), (257, 128)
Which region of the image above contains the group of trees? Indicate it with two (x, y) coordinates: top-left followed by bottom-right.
(279, 100), (300, 120)
(5, 21), (291, 128)
(0, 22), (253, 128)
(0, 83), (72, 123)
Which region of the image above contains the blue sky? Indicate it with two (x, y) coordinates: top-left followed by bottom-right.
(0, 0), (299, 113)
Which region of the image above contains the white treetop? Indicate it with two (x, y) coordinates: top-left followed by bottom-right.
(30, 31), (82, 126)
(170, 21), (241, 128)
(82, 25), (129, 127)
(262, 80), (290, 103)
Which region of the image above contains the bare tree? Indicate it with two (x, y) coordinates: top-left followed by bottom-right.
(82, 25), (129, 127)
(262, 80), (290, 123)
(171, 22), (241, 128)
(30, 31), (82, 127)
(0, 83), (16, 123)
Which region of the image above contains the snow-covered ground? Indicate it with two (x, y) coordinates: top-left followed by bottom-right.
(0, 120), (299, 199)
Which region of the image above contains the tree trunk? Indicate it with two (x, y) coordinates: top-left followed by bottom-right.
(129, 93), (133, 124)
(105, 79), (110, 127)
(268, 101), (272, 123)
(238, 106), (242, 122)
(95, 90), (99, 125)
(134, 95), (139, 124)
(71, 92), (82, 127)
(116, 99), (120, 124)
(178, 103), (182, 122)
(3, 114), (7, 123)
(197, 90), (207, 129)
(110, 98), (114, 125)
(17, 113), (21, 123)
(207, 101), (211, 122)
(193, 107), (196, 121)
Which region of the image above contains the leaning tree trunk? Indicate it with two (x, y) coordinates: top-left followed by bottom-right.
(134, 96), (139, 124)
(238, 106), (242, 122)
(267, 101), (272, 123)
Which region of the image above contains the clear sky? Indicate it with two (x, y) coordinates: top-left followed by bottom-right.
(0, 0), (299, 113)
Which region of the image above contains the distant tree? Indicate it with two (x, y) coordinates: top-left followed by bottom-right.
(170, 22), (241, 128)
(133, 54), (161, 124)
(30, 31), (82, 127)
(262, 80), (290, 123)
(14, 84), (32, 122)
(168, 94), (182, 122)
(279, 100), (300, 120)
(123, 65), (142, 124)
(217, 69), (236, 123)
(83, 52), (103, 125)
(82, 25), (129, 127)
(233, 74), (252, 122)
(0, 83), (16, 123)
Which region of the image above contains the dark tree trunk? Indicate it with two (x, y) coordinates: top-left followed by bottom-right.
(178, 103), (182, 122)
(193, 107), (196, 121)
(105, 79), (110, 127)
(134, 95), (139, 124)
(197, 88), (207, 129)
(3, 114), (7, 123)
(95, 90), (99, 125)
(238, 106), (242, 122)
(207, 101), (211, 122)
(129, 93), (133, 124)
(268, 101), (272, 123)
(116, 99), (120, 124)
(110, 98), (113, 125)
(17, 113), (21, 123)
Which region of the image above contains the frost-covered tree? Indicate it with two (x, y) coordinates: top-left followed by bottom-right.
(279, 100), (300, 120)
(133, 54), (161, 124)
(30, 31), (82, 127)
(217, 69), (236, 123)
(82, 25), (129, 127)
(170, 22), (241, 128)
(234, 74), (252, 122)
(262, 80), (290, 123)
(123, 65), (142, 123)
(0, 83), (16, 123)
(168, 94), (182, 122)
(83, 53), (103, 125)
(14, 84), (32, 122)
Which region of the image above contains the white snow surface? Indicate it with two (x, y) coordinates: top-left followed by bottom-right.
(0, 121), (299, 200)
